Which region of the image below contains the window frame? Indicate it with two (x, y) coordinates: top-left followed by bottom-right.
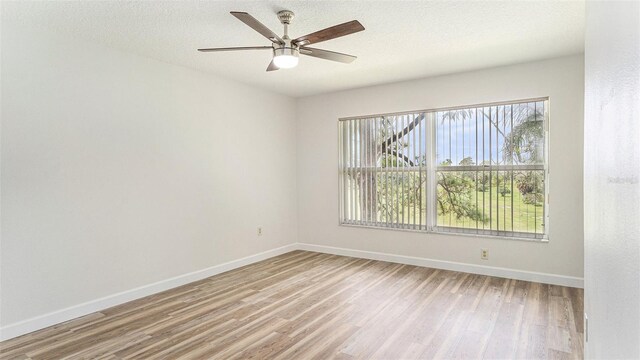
(338, 97), (550, 242)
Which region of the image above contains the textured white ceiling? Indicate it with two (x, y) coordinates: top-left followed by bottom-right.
(3, 1), (585, 97)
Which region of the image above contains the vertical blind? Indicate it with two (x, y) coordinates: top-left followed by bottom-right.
(338, 98), (548, 240)
(339, 113), (428, 230)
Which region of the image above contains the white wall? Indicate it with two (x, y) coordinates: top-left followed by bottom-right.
(297, 55), (584, 280)
(584, 1), (640, 358)
(0, 23), (297, 329)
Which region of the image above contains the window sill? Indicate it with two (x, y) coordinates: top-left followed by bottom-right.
(338, 223), (549, 243)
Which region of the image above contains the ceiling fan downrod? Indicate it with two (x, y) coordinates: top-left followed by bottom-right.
(277, 10), (295, 38)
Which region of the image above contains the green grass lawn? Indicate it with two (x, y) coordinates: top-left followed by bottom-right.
(346, 176), (545, 235)
(437, 184), (544, 234)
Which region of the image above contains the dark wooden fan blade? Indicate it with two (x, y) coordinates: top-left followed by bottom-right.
(266, 59), (279, 72)
(198, 46), (272, 52)
(299, 47), (357, 63)
(293, 20), (364, 46)
(231, 11), (284, 44)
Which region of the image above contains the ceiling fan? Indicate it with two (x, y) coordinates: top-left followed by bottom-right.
(197, 10), (365, 71)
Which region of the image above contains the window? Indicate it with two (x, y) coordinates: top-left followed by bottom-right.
(338, 98), (548, 240)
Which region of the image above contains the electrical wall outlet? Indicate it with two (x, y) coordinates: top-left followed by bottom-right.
(257, 227), (263, 236)
(481, 248), (489, 260)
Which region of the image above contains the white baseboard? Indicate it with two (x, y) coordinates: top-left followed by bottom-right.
(297, 243), (584, 289)
(0, 241), (583, 342)
(0, 244), (297, 342)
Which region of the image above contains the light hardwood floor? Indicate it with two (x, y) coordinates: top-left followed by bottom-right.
(0, 251), (583, 359)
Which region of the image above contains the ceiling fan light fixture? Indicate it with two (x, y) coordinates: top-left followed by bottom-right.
(273, 47), (299, 69)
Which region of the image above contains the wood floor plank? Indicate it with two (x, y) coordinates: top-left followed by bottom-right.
(0, 251), (583, 360)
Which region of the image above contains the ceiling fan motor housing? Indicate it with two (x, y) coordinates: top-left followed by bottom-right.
(273, 45), (299, 58)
